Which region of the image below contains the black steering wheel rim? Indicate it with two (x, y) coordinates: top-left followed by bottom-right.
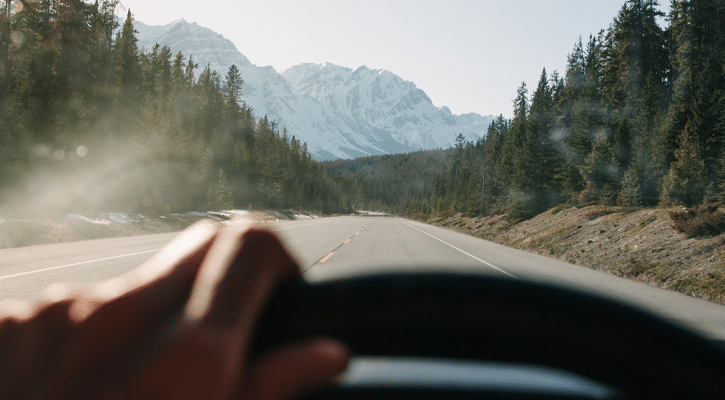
(252, 272), (725, 399)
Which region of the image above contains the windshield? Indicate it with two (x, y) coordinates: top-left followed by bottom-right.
(1, 0), (724, 344)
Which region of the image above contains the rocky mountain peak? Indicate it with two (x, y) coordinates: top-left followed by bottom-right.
(134, 20), (493, 160)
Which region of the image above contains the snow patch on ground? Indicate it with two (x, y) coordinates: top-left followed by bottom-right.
(0, 209), (329, 249)
(169, 210), (250, 222)
(65, 213), (147, 225)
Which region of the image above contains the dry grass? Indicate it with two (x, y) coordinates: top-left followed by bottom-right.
(669, 203), (725, 238)
(411, 206), (725, 305)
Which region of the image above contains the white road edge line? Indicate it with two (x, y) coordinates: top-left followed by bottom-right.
(0, 249), (162, 281)
(399, 220), (517, 279)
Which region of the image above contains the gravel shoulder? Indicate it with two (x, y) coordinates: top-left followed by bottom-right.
(411, 206), (725, 305)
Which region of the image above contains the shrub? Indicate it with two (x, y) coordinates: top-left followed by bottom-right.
(506, 191), (537, 221)
(668, 203), (725, 237)
(573, 181), (599, 206)
(621, 260), (658, 278)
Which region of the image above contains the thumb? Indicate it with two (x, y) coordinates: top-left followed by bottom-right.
(245, 338), (351, 400)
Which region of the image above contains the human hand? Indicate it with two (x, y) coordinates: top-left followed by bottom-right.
(0, 219), (350, 399)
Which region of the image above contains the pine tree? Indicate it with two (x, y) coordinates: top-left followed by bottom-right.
(601, 1), (668, 184)
(504, 83), (538, 219)
(663, 0), (725, 179)
(223, 64), (244, 158)
(629, 72), (667, 205)
(618, 167), (642, 206)
(88, 0), (118, 128)
(171, 51), (185, 87)
(485, 115), (510, 211)
(0, 0), (11, 188)
(529, 68), (561, 209)
(223, 64), (243, 106)
(1, 0), (10, 92)
(113, 10), (141, 135)
(555, 38), (594, 184)
(258, 131), (284, 208)
(114, 10), (140, 88)
(661, 122), (707, 206)
(184, 54), (198, 87)
(193, 146), (214, 208)
(690, 60), (725, 178)
(206, 168), (235, 211)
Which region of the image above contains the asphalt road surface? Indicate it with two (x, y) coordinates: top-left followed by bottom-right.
(1, 215), (724, 341)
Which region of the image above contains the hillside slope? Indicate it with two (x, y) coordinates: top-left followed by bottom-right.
(412, 206), (725, 305)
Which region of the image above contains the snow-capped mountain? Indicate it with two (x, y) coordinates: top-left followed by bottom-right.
(134, 19), (493, 160)
(135, 19), (253, 72)
(282, 63), (492, 151)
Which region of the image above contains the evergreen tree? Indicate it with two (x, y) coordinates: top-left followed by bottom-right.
(206, 168), (235, 211)
(629, 72), (668, 205)
(529, 68), (561, 209)
(114, 10), (140, 88)
(555, 38), (594, 189)
(171, 51), (185, 87)
(619, 167), (642, 206)
(223, 64), (244, 152)
(504, 83), (537, 219)
(223, 64), (243, 106)
(113, 10), (141, 135)
(663, 0), (725, 182)
(184, 54), (198, 87)
(1, 0), (10, 91)
(661, 122), (707, 206)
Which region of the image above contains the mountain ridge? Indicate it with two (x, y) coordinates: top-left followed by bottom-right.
(134, 19), (493, 160)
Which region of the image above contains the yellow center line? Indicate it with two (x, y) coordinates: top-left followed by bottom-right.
(319, 252), (334, 263)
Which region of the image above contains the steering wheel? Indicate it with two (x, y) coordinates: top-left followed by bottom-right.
(251, 272), (725, 399)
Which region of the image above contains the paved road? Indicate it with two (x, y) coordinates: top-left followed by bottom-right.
(1, 216), (724, 340)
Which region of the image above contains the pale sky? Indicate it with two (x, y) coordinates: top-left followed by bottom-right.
(117, 0), (671, 118)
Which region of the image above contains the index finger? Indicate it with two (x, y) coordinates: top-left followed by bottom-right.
(184, 220), (300, 333)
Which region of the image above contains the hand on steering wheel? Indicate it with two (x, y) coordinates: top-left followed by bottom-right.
(0, 220), (350, 399)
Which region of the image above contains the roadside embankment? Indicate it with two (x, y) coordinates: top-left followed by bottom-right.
(0, 210), (319, 249)
(410, 206), (725, 305)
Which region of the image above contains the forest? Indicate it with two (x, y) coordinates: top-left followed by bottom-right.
(0, 1), (351, 216)
(327, 0), (725, 222)
(1, 0), (724, 222)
